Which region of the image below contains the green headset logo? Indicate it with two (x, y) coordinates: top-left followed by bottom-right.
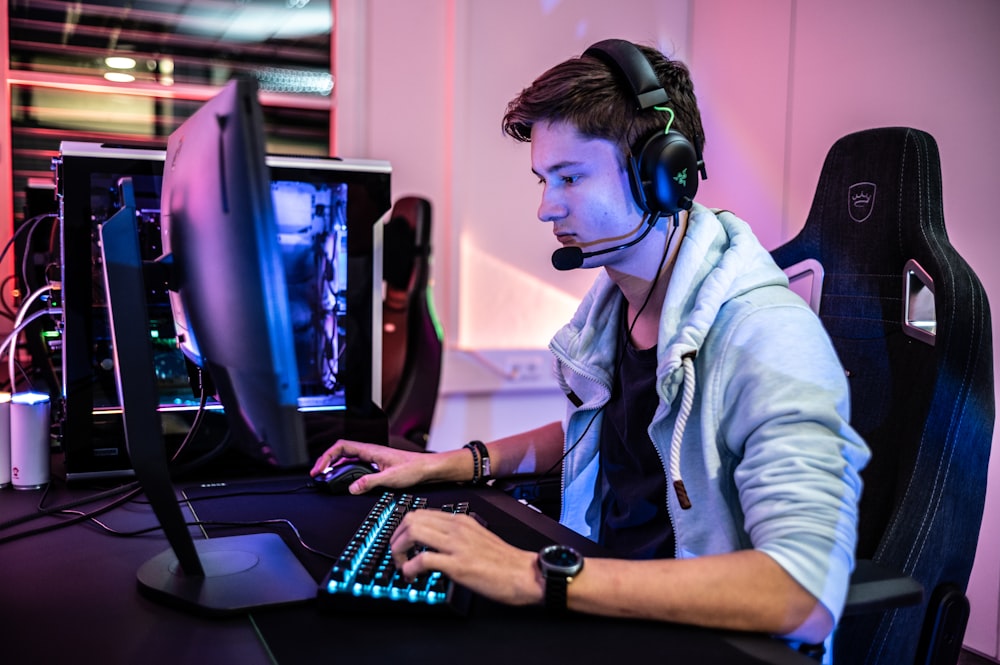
(656, 105), (691, 190)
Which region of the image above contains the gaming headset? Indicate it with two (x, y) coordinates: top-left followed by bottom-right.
(583, 39), (707, 216)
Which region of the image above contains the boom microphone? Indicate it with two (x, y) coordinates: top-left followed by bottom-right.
(551, 213), (659, 271)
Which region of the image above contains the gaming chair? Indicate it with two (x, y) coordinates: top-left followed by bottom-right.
(771, 127), (993, 665)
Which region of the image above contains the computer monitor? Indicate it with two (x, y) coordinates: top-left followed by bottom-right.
(159, 78), (305, 468)
(99, 78), (390, 613)
(159, 80), (392, 465)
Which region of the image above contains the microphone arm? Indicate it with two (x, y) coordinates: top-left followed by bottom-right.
(551, 212), (661, 271)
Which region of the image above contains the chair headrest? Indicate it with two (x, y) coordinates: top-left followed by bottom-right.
(383, 197), (432, 292)
(798, 127), (948, 275)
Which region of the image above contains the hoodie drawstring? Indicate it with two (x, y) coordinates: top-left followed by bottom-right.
(670, 353), (696, 509)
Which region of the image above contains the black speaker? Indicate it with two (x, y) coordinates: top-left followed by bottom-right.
(584, 39), (704, 215)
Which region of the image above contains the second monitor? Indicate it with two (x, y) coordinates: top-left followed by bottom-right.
(58, 127), (392, 477)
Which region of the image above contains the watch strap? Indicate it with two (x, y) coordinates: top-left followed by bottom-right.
(543, 572), (570, 611)
(538, 545), (582, 612)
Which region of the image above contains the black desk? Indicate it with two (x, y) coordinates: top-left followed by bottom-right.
(0, 474), (817, 665)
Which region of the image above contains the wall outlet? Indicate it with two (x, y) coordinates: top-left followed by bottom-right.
(503, 355), (545, 381)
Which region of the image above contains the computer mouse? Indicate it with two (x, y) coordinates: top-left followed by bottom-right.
(312, 460), (378, 495)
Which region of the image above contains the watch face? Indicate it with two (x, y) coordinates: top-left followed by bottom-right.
(539, 545), (583, 575)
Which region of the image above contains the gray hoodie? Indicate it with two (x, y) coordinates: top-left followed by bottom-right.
(550, 202), (870, 626)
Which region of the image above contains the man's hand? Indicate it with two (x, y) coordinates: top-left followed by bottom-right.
(389, 509), (543, 606)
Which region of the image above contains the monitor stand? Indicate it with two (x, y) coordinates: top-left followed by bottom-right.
(99, 177), (316, 615)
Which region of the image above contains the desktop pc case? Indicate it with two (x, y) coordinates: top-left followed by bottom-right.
(55, 141), (391, 481)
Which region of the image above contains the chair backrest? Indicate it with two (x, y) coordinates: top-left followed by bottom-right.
(381, 196), (443, 449)
(770, 127), (994, 665)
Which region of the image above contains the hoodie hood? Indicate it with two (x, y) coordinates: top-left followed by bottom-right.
(550, 202), (794, 519)
(551, 202), (789, 408)
(656, 204), (790, 396)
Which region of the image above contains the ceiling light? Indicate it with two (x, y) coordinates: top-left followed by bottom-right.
(104, 72), (136, 83)
(105, 56), (137, 70)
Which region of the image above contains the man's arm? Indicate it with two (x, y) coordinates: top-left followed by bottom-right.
(390, 512), (833, 644)
(485, 420), (565, 478)
(570, 549), (833, 642)
(311, 421), (566, 493)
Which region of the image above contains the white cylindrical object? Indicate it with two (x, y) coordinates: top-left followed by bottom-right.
(10, 392), (51, 490)
(0, 393), (10, 488)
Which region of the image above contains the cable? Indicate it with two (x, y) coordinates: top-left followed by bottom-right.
(41, 481), (334, 561)
(0, 480), (140, 533)
(69, 515), (337, 561)
(20, 214), (58, 296)
(0, 275), (18, 320)
(0, 215), (57, 322)
(167, 429), (233, 479)
(0, 484), (143, 546)
(542, 212), (683, 478)
(2, 374), (214, 537)
(0, 213), (56, 268)
(0, 306), (62, 393)
(170, 382), (211, 463)
(1, 479), (318, 545)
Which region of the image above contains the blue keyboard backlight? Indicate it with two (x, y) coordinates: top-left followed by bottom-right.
(318, 492), (474, 614)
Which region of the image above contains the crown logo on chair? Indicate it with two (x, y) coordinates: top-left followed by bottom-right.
(848, 182), (877, 223)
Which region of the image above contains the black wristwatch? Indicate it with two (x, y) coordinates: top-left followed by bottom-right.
(537, 544), (584, 611)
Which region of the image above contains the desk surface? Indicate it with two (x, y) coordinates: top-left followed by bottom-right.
(0, 473), (816, 665)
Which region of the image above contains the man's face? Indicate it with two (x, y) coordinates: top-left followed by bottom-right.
(530, 120), (647, 269)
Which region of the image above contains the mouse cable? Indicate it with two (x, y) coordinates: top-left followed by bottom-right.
(54, 511), (338, 561)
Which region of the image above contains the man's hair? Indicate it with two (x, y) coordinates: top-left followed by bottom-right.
(502, 43), (704, 166)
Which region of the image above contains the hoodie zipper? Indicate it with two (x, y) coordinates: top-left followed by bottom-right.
(550, 345), (612, 527)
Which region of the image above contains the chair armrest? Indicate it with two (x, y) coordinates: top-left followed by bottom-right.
(843, 559), (924, 616)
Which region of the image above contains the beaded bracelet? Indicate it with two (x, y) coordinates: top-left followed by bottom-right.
(464, 441), (481, 483)
(463, 440), (491, 485)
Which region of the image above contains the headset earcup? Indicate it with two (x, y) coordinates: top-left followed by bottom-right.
(636, 130), (700, 214)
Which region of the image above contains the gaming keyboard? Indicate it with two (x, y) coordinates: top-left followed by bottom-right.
(317, 491), (476, 615)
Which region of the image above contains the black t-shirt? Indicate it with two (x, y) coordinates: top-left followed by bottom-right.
(598, 325), (676, 560)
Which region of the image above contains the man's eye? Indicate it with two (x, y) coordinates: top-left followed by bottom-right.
(536, 174), (580, 186)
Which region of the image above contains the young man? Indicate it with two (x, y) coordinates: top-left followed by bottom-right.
(311, 39), (869, 646)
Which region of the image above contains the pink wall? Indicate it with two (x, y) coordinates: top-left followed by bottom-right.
(689, 0), (793, 250)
